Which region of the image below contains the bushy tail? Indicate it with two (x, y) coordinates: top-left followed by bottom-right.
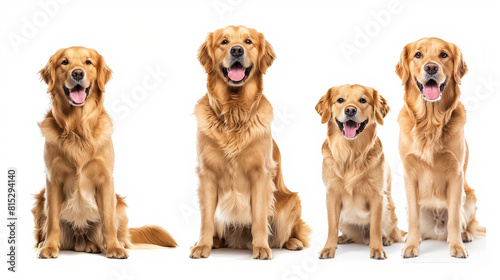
(295, 218), (313, 248)
(129, 226), (177, 247)
(468, 219), (486, 239)
(272, 139), (295, 196)
(32, 188), (46, 248)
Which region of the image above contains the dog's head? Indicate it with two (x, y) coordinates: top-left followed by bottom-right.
(39, 46), (112, 106)
(396, 37), (467, 102)
(316, 84), (389, 140)
(198, 25), (275, 87)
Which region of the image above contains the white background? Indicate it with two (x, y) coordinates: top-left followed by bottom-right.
(1, 0), (499, 279)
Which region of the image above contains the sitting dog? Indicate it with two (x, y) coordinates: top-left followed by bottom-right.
(395, 37), (485, 258)
(190, 26), (311, 260)
(33, 46), (177, 259)
(316, 84), (404, 259)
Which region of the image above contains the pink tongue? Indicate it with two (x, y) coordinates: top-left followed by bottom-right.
(228, 67), (245, 81)
(344, 124), (358, 139)
(423, 84), (440, 100)
(69, 88), (86, 104)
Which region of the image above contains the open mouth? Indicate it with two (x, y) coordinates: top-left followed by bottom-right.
(63, 84), (90, 106)
(416, 78), (447, 102)
(221, 61), (252, 85)
(335, 119), (368, 139)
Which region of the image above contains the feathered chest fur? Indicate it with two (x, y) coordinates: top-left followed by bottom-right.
(195, 94), (273, 159)
(401, 88), (465, 164)
(327, 138), (384, 194)
(39, 111), (113, 168)
(410, 118), (446, 164)
(405, 105), (464, 164)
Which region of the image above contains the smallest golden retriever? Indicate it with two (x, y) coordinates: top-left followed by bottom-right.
(316, 84), (403, 259)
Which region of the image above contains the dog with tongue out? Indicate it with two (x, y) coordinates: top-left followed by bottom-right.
(191, 26), (312, 260)
(316, 84), (405, 260)
(35, 47), (178, 259)
(395, 38), (485, 259)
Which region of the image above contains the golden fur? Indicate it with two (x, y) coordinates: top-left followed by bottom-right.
(190, 26), (311, 260)
(395, 38), (485, 258)
(33, 46), (177, 259)
(316, 84), (404, 259)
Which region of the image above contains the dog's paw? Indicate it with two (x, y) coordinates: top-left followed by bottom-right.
(450, 243), (469, 258)
(85, 242), (101, 253)
(106, 247), (128, 259)
(38, 246), (59, 259)
(190, 245), (211, 259)
(401, 244), (419, 258)
(370, 247), (387, 260)
(382, 236), (394, 246)
(212, 237), (225, 249)
(284, 238), (304, 251)
(253, 246), (273, 260)
(461, 231), (474, 243)
(337, 234), (353, 244)
(319, 247), (336, 259)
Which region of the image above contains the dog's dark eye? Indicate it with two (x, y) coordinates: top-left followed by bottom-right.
(245, 39), (252, 44)
(221, 39), (228, 45)
(337, 98), (344, 103)
(62, 59), (68, 65)
(440, 52), (448, 58)
(359, 98), (366, 103)
(415, 52), (422, 58)
(85, 60), (92, 65)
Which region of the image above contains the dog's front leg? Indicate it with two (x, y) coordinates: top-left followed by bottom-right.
(447, 173), (468, 258)
(250, 170), (273, 260)
(369, 193), (386, 259)
(319, 187), (341, 259)
(190, 170), (217, 258)
(95, 172), (128, 259)
(402, 169), (421, 258)
(38, 178), (62, 258)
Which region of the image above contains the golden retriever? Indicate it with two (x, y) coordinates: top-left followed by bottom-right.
(33, 46), (177, 259)
(190, 26), (311, 260)
(395, 37), (485, 258)
(316, 84), (404, 259)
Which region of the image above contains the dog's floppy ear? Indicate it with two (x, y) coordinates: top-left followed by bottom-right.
(198, 32), (215, 73)
(395, 44), (410, 85)
(373, 89), (390, 125)
(451, 43), (468, 85)
(39, 51), (60, 93)
(96, 52), (112, 92)
(315, 87), (334, 124)
(258, 33), (276, 74)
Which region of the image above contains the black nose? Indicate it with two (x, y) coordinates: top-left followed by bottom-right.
(230, 46), (244, 57)
(344, 105), (357, 117)
(72, 69), (85, 81)
(424, 62), (439, 75)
